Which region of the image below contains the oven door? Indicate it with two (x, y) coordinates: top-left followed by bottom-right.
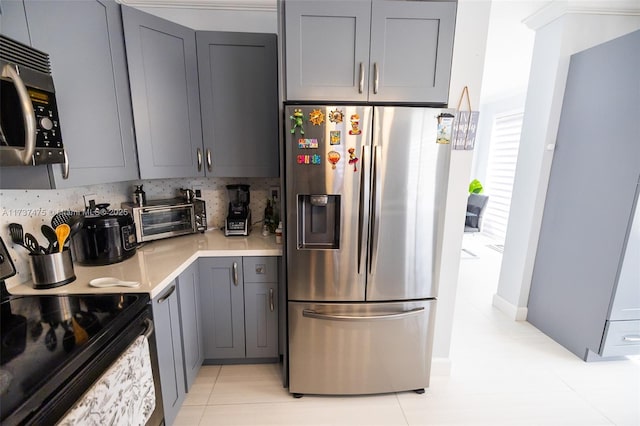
(137, 205), (196, 242)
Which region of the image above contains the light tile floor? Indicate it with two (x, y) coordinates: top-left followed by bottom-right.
(175, 234), (640, 425)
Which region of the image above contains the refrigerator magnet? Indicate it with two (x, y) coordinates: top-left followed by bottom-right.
(329, 108), (344, 124)
(297, 154), (322, 165)
(348, 147), (359, 171)
(290, 109), (305, 135)
(327, 151), (341, 169)
(330, 131), (341, 145)
(298, 138), (319, 149)
(309, 109), (325, 126)
(349, 114), (361, 135)
(436, 113), (454, 144)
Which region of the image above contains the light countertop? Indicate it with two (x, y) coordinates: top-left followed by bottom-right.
(7, 229), (282, 298)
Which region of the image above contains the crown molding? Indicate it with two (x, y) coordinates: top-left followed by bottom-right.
(524, 1), (640, 30)
(117, 0), (277, 12)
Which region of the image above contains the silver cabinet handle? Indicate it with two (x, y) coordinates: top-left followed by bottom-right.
(157, 285), (176, 304)
(623, 336), (640, 342)
(358, 62), (364, 94)
(197, 148), (203, 172)
(61, 150), (69, 179)
(373, 62), (379, 94)
(2, 64), (36, 164)
(303, 307), (424, 322)
(206, 148), (212, 172)
(232, 261), (238, 286)
(269, 288), (274, 312)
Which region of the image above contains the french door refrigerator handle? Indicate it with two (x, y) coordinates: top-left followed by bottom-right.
(357, 145), (369, 274)
(369, 145), (381, 275)
(302, 307), (424, 322)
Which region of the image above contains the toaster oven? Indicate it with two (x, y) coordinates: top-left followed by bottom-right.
(122, 198), (207, 243)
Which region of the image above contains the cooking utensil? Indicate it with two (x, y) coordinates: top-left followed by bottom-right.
(8, 223), (27, 251)
(51, 211), (73, 229)
(68, 217), (83, 241)
(24, 233), (43, 254)
(89, 277), (140, 288)
(55, 224), (70, 253)
(71, 317), (88, 345)
(41, 225), (58, 253)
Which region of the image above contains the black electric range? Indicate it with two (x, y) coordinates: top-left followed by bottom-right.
(0, 238), (160, 425)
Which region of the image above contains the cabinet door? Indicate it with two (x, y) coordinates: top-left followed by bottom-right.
(177, 261), (204, 389)
(23, 0), (139, 188)
(243, 257), (279, 359)
(199, 257), (245, 359)
(284, 0), (371, 101)
(0, 0), (30, 45)
(152, 283), (186, 426)
(369, 0), (456, 103)
(122, 6), (204, 179)
(244, 282), (278, 359)
(197, 31), (279, 177)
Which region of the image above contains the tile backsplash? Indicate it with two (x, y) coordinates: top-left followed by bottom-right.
(0, 177), (280, 285)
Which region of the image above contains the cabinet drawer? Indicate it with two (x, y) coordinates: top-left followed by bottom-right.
(601, 320), (640, 357)
(243, 257), (278, 283)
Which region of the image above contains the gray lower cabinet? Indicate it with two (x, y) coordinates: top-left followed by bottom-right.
(527, 30), (640, 361)
(176, 261), (205, 390)
(283, 0), (456, 103)
(122, 5), (203, 180)
(151, 282), (186, 426)
(196, 32), (279, 177)
(20, 0), (139, 188)
(199, 257), (279, 361)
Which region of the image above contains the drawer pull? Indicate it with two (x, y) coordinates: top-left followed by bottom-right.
(302, 307), (423, 322)
(623, 336), (640, 342)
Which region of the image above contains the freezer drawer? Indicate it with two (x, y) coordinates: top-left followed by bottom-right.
(288, 300), (436, 395)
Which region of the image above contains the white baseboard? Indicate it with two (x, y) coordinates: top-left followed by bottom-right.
(492, 293), (528, 321)
(430, 358), (452, 376)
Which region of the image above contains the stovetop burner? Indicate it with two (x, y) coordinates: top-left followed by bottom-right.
(0, 292), (149, 423)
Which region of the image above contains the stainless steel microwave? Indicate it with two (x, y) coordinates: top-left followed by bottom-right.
(122, 198), (207, 243)
(0, 35), (68, 175)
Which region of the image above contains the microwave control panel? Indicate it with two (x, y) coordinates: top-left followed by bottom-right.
(29, 88), (65, 165)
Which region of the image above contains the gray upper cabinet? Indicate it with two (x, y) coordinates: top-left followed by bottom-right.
(196, 32), (279, 177)
(23, 0), (139, 188)
(122, 6), (204, 179)
(369, 0), (456, 103)
(283, 0), (456, 104)
(0, 0), (30, 45)
(284, 0), (371, 102)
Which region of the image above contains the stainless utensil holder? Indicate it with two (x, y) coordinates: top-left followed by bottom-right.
(29, 249), (76, 289)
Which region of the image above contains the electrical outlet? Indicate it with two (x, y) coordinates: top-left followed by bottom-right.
(83, 193), (96, 209)
(193, 186), (202, 198)
(270, 186), (280, 202)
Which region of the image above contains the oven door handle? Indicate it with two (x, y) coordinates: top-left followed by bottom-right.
(142, 318), (154, 339)
(1, 63), (36, 164)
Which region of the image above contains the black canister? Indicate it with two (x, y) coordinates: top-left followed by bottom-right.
(133, 185), (146, 207)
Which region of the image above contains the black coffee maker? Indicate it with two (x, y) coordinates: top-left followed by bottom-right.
(225, 184), (251, 236)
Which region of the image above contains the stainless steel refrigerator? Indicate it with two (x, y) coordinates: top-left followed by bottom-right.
(285, 105), (451, 396)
